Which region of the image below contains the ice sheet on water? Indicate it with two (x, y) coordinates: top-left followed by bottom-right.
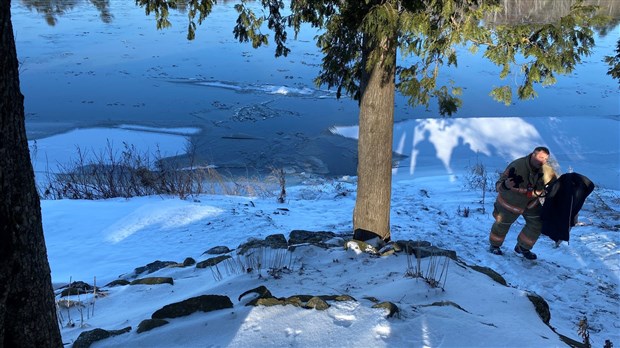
(177, 78), (336, 98)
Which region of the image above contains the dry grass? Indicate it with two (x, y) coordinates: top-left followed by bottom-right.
(36, 141), (280, 200)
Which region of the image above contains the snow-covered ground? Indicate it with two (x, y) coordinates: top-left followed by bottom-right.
(37, 123), (619, 347)
(15, 2), (619, 346)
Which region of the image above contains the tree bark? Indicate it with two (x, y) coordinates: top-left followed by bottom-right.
(353, 34), (396, 241)
(0, 1), (63, 347)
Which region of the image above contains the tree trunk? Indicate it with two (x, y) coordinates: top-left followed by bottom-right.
(0, 1), (63, 347)
(353, 34), (396, 241)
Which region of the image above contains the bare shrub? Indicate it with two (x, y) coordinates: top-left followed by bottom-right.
(464, 159), (495, 214)
(267, 166), (286, 203)
(37, 141), (276, 200)
(404, 245), (449, 290)
(425, 252), (450, 289)
(404, 245), (423, 279)
(217, 247), (297, 281)
(578, 316), (591, 348)
(55, 276), (102, 329)
(457, 205), (470, 217)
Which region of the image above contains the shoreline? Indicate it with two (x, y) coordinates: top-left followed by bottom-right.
(29, 114), (620, 191)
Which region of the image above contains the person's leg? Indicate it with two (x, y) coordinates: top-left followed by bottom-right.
(489, 202), (518, 249)
(514, 207), (543, 260)
(517, 208), (543, 251)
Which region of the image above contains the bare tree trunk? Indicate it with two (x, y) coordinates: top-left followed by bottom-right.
(0, 1), (63, 347)
(353, 34), (396, 242)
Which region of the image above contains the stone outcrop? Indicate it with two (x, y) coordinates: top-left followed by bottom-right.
(68, 231), (566, 346)
(137, 318), (169, 334)
(238, 285), (355, 311)
(130, 277), (174, 286)
(151, 294), (233, 319)
(72, 327), (131, 348)
(196, 255), (232, 268)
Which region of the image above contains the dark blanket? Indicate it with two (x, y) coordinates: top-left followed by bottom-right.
(541, 173), (595, 242)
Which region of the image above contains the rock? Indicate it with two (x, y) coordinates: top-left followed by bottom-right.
(238, 285), (274, 305)
(304, 296), (329, 310)
(104, 279), (130, 287)
(167, 258), (198, 268)
(203, 246), (232, 255)
(288, 230), (336, 245)
(137, 318), (169, 334)
(469, 265), (508, 286)
(237, 234), (288, 255)
(133, 260), (177, 276)
(265, 233), (288, 246)
(397, 241), (457, 260)
(255, 298), (288, 306)
(182, 257), (196, 266)
(239, 286), (353, 310)
(152, 294), (233, 319)
(322, 295), (356, 302)
(372, 301), (400, 318)
(330, 295), (357, 302)
(59, 281), (97, 297)
(196, 255), (232, 268)
(72, 327), (131, 348)
(130, 277), (174, 286)
(527, 292), (551, 324)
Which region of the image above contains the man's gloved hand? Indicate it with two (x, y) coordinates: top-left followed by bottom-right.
(507, 167), (524, 187)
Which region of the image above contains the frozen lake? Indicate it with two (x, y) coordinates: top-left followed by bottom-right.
(12, 1), (620, 188)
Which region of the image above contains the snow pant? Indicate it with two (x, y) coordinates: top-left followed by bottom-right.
(489, 201), (543, 251)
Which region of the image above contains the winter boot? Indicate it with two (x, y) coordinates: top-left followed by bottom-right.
(514, 244), (537, 260)
(489, 245), (503, 255)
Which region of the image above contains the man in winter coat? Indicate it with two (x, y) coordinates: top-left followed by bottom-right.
(489, 146), (558, 260)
